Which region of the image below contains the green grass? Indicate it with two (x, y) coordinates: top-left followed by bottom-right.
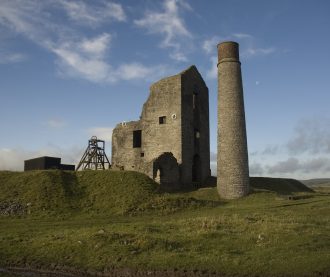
(0, 170), (160, 217)
(0, 170), (330, 276)
(301, 178), (330, 188)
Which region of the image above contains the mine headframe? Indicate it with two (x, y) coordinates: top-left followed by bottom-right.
(76, 136), (111, 171)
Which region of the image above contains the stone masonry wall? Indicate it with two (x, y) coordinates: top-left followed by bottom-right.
(111, 120), (147, 173)
(141, 74), (182, 166)
(181, 67), (210, 186)
(217, 42), (250, 199)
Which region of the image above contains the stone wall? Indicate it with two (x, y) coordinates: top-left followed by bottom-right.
(217, 41), (250, 199)
(181, 67), (210, 186)
(111, 120), (146, 172)
(141, 74), (182, 166)
(111, 65), (210, 189)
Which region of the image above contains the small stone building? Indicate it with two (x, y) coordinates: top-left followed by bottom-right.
(111, 65), (210, 189)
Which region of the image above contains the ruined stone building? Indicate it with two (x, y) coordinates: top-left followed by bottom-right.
(112, 65), (210, 189)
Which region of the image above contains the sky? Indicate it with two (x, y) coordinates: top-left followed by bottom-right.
(0, 0), (330, 179)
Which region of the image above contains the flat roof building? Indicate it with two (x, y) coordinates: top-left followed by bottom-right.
(24, 156), (75, 171)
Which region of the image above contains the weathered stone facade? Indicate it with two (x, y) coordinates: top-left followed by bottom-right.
(217, 41), (250, 199)
(112, 65), (210, 189)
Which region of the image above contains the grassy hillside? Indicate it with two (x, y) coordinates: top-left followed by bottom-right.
(0, 170), (314, 217)
(0, 170), (161, 217)
(300, 178), (330, 187)
(250, 177), (314, 194)
(0, 170), (329, 276)
(0, 170), (222, 217)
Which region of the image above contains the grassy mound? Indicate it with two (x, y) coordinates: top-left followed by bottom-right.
(250, 177), (313, 194)
(0, 170), (160, 216)
(0, 170), (81, 215)
(76, 170), (159, 215)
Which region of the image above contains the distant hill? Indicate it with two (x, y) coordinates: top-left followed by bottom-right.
(300, 178), (330, 187)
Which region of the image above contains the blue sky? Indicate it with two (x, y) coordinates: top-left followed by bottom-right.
(1, 0), (330, 179)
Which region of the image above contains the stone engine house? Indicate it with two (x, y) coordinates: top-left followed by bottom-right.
(111, 65), (210, 189)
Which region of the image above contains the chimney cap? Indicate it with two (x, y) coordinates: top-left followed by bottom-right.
(217, 41), (239, 62)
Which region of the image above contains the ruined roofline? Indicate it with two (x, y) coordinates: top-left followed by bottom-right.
(140, 65), (208, 119)
(149, 65), (203, 90)
(114, 120), (141, 129)
(180, 65), (208, 89)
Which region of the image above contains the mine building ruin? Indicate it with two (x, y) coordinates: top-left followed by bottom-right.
(111, 65), (210, 190)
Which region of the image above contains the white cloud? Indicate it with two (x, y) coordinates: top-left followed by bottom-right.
(210, 151), (217, 162)
(51, 37), (112, 83)
(169, 52), (188, 62)
(209, 157), (330, 178)
(244, 47), (275, 58)
(246, 117), (330, 179)
(87, 127), (113, 142)
(59, 0), (126, 26)
(115, 63), (152, 80)
(0, 1), (113, 83)
(287, 117), (330, 155)
(249, 162), (264, 176)
(261, 145), (279, 155)
(210, 161), (217, 176)
(0, 52), (26, 64)
(60, 33), (112, 81)
(52, 39), (171, 83)
(0, 146), (83, 171)
(267, 157), (300, 174)
(202, 36), (220, 54)
(0, 0), (46, 39)
(114, 62), (172, 82)
(80, 33), (111, 57)
(46, 119), (67, 128)
(267, 157), (330, 175)
(206, 56), (217, 79)
(134, 0), (192, 61)
(0, 0), (168, 84)
(232, 33), (253, 39)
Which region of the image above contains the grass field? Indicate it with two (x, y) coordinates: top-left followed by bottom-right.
(0, 170), (329, 276)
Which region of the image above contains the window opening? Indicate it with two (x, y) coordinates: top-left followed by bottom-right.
(133, 130), (142, 148)
(159, 116), (166, 124)
(194, 129), (200, 139)
(193, 91), (198, 109)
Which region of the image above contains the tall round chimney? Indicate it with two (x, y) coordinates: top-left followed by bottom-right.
(217, 41), (249, 199)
